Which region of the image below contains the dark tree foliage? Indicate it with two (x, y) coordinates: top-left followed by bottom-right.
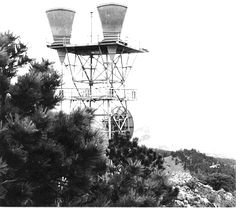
(10, 60), (61, 116)
(0, 108), (107, 206)
(107, 132), (164, 170)
(47, 109), (107, 206)
(0, 32), (107, 206)
(204, 173), (236, 193)
(0, 32), (31, 121)
(79, 133), (178, 207)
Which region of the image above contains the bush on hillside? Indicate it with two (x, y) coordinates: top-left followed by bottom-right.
(204, 173), (235, 193)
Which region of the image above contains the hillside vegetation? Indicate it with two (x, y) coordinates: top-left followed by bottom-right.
(169, 149), (236, 193)
(163, 154), (236, 207)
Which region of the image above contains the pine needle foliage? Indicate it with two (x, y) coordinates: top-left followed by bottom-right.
(0, 32), (106, 206)
(84, 133), (178, 207)
(0, 32), (31, 122)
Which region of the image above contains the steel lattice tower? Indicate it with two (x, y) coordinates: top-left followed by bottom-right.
(46, 4), (147, 139)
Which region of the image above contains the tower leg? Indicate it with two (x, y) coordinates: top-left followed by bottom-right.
(107, 100), (112, 140)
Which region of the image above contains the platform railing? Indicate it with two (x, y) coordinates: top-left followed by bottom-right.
(59, 87), (137, 101)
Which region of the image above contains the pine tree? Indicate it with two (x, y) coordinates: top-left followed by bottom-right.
(0, 32), (107, 206)
(84, 133), (178, 207)
(0, 32), (31, 122)
(107, 132), (164, 170)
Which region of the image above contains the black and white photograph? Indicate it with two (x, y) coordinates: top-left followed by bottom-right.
(0, 0), (235, 206)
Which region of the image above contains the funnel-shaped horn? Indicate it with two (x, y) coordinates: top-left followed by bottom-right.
(97, 3), (127, 41)
(57, 49), (66, 64)
(46, 8), (75, 44)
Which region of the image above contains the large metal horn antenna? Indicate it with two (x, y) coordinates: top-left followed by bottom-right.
(46, 8), (75, 63)
(97, 3), (127, 42)
(46, 8), (75, 45)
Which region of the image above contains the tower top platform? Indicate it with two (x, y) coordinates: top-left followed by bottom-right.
(47, 40), (148, 56)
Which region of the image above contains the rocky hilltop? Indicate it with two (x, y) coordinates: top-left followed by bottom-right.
(163, 156), (236, 207)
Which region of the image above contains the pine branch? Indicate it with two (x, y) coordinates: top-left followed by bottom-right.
(1, 179), (17, 185)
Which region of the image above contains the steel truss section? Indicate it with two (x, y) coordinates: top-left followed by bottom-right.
(48, 41), (147, 139)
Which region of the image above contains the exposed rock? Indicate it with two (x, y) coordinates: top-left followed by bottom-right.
(167, 171), (193, 186)
(200, 197), (210, 204)
(183, 199), (188, 204)
(164, 156), (236, 207)
(224, 192), (233, 201)
(167, 171), (236, 207)
(177, 190), (186, 201)
(174, 200), (185, 207)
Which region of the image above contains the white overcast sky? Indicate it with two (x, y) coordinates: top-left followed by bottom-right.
(1, 0), (236, 159)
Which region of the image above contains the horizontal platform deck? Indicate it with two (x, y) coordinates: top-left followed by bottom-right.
(47, 40), (148, 56)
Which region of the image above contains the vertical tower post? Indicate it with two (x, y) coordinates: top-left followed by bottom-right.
(90, 12), (93, 44)
(89, 54), (93, 108)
